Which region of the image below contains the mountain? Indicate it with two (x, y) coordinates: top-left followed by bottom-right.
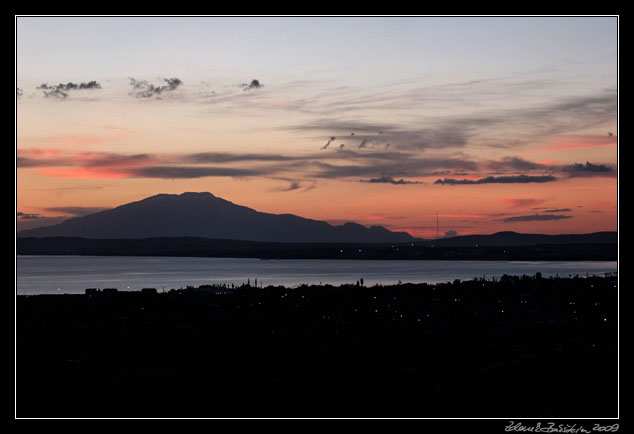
(17, 192), (416, 243)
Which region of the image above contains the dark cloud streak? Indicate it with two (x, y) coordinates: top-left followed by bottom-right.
(360, 176), (421, 185)
(435, 175), (557, 185)
(557, 161), (615, 177)
(501, 214), (572, 223)
(486, 156), (549, 172)
(17, 152), (156, 169)
(543, 208), (572, 213)
(128, 166), (268, 179)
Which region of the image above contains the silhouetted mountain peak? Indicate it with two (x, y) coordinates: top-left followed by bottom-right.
(18, 192), (416, 243)
(340, 222), (365, 229)
(369, 226), (391, 233)
(139, 192), (220, 204)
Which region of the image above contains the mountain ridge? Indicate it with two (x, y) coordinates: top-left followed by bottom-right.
(433, 230), (617, 247)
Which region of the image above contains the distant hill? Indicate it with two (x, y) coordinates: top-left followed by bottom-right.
(432, 231), (618, 247)
(17, 192), (416, 243)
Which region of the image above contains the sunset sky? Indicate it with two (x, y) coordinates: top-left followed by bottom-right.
(16, 16), (618, 238)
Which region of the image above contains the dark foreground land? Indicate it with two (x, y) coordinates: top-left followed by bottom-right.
(17, 274), (618, 418)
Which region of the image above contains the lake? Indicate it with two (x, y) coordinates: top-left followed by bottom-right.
(15, 255), (618, 295)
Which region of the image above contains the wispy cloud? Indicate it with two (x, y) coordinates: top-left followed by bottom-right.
(16, 211), (43, 220)
(44, 206), (108, 216)
(499, 198), (547, 208)
(288, 78), (616, 153)
(270, 178), (316, 192)
(180, 152), (300, 164)
(44, 133), (132, 146)
(239, 79), (263, 91)
(544, 134), (617, 152)
(16, 213), (70, 231)
(273, 180), (302, 192)
(17, 149), (160, 178)
(293, 119), (468, 152)
(128, 77), (183, 98)
(37, 81), (102, 99)
(18, 149), (157, 169)
(309, 155), (477, 180)
(485, 157), (616, 179)
(462, 92), (618, 147)
(127, 166), (269, 179)
(16, 145), (616, 186)
(321, 136), (336, 150)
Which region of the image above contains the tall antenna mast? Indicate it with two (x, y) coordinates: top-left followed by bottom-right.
(436, 210), (439, 242)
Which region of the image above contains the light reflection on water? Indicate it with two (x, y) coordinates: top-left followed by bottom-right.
(16, 255), (617, 295)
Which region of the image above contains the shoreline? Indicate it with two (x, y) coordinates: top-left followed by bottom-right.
(16, 254), (618, 295)
(17, 236), (618, 261)
(17, 270), (619, 296)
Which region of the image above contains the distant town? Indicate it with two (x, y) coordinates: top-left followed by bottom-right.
(17, 273), (618, 418)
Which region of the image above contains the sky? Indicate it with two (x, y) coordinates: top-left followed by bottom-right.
(16, 16), (618, 238)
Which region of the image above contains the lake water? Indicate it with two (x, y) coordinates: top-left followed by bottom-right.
(15, 255), (618, 295)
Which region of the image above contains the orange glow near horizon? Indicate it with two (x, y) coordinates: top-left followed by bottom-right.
(544, 134), (617, 152)
(17, 153), (618, 237)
